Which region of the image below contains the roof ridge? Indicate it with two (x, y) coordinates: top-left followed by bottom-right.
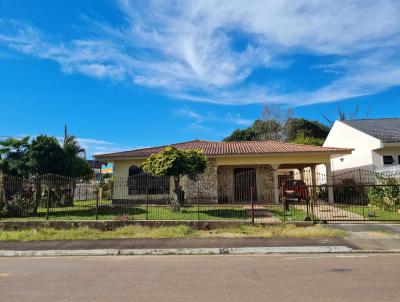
(344, 118), (400, 121)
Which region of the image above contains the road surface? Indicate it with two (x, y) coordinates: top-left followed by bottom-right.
(1, 254), (399, 302)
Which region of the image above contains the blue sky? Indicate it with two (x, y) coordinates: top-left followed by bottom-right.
(1, 0), (400, 157)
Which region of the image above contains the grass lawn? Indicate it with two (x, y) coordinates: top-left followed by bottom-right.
(0, 224), (348, 241)
(2, 200), (249, 221)
(345, 206), (400, 221)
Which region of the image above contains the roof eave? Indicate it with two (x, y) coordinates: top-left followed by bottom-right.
(94, 149), (353, 161)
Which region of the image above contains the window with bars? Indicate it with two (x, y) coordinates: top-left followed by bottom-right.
(127, 166), (169, 195)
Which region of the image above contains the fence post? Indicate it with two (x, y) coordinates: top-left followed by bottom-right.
(362, 185), (366, 222)
(197, 181), (200, 221)
(282, 185), (286, 222)
(46, 188), (50, 221)
(251, 187), (254, 223)
(146, 185), (149, 221)
(311, 188), (316, 223)
(95, 187), (100, 220)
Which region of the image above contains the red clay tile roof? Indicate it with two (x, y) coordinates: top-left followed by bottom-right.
(94, 140), (352, 159)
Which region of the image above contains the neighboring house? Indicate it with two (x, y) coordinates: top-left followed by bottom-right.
(87, 160), (113, 176)
(323, 118), (400, 175)
(95, 140), (351, 204)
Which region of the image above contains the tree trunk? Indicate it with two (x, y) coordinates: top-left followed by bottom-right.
(33, 176), (42, 215)
(173, 175), (184, 206)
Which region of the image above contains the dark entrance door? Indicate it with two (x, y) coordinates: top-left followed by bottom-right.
(234, 168), (257, 202)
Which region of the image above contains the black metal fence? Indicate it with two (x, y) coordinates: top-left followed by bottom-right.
(0, 168), (399, 222)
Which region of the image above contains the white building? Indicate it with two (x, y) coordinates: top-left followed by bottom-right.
(323, 118), (400, 175)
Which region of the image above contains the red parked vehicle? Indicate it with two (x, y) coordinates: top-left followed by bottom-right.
(282, 179), (309, 202)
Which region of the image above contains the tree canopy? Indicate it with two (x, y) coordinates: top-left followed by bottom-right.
(224, 115), (330, 146)
(142, 146), (207, 178)
(284, 118), (329, 141)
(0, 135), (91, 177)
(142, 146), (208, 207)
(289, 133), (324, 146)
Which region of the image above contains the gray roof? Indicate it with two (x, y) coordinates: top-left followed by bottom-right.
(342, 118), (400, 143)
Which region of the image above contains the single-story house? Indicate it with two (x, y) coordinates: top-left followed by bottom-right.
(94, 140), (352, 204)
(323, 118), (400, 175)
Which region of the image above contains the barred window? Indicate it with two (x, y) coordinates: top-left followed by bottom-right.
(127, 166), (169, 195)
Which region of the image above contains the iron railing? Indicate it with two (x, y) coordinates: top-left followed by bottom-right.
(0, 169), (399, 222)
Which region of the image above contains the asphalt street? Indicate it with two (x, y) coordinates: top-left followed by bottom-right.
(1, 254), (399, 302)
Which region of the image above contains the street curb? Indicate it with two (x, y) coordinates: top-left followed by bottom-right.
(0, 246), (355, 257)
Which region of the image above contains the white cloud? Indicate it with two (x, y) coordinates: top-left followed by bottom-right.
(1, 1), (400, 105)
(172, 107), (252, 127)
(53, 136), (137, 157)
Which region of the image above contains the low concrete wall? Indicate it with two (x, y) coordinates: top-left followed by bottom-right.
(0, 220), (313, 231)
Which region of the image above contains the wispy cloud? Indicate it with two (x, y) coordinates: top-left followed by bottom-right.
(1, 1), (400, 105)
(173, 107), (252, 126)
(71, 137), (142, 157)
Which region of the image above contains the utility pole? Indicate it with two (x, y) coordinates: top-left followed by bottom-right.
(64, 125), (68, 144)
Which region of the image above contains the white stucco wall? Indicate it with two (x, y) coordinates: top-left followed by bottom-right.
(323, 121), (382, 172)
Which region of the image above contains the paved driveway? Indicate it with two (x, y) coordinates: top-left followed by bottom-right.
(295, 204), (364, 221)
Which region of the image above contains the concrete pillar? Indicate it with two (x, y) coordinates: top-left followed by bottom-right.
(299, 168), (305, 182)
(310, 165), (316, 186)
(271, 164), (280, 204)
(325, 162), (334, 204)
(310, 165), (317, 201)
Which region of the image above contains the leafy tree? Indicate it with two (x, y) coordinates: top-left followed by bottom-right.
(224, 119), (283, 142)
(224, 105), (292, 142)
(284, 118), (330, 141)
(27, 135), (66, 175)
(142, 146), (208, 207)
(290, 133), (324, 146)
(223, 127), (257, 142)
(253, 119), (282, 141)
(0, 135), (91, 177)
(0, 137), (30, 177)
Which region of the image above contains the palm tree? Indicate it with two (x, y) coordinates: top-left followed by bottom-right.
(63, 135), (85, 159)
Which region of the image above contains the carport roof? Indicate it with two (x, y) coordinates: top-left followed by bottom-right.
(94, 140), (352, 159)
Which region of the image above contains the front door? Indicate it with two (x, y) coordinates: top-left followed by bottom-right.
(234, 168), (257, 202)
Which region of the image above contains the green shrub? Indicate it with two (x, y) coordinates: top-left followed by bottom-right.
(40, 187), (74, 208)
(100, 177), (114, 200)
(368, 178), (400, 211)
(3, 192), (37, 217)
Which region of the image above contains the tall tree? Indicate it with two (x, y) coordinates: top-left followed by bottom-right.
(284, 118), (330, 142)
(224, 105), (292, 142)
(27, 135), (66, 175)
(1, 135), (92, 177)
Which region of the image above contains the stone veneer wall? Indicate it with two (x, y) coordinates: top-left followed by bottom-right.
(182, 159), (218, 203)
(256, 165), (274, 203)
(217, 164), (275, 203)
